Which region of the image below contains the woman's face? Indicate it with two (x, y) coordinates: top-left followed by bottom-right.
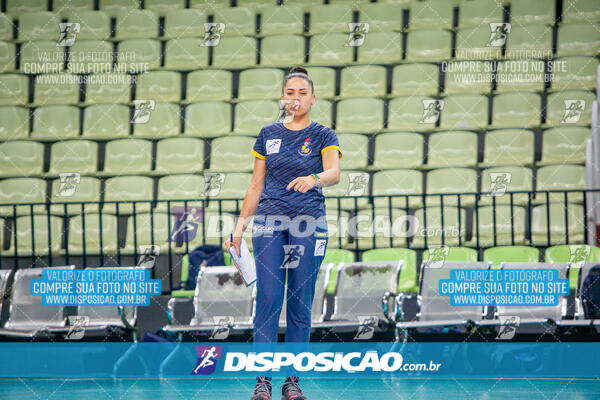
(281, 77), (315, 120)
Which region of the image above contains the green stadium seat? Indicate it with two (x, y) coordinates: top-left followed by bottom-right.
(426, 167), (477, 207)
(357, 3), (402, 31)
(387, 96), (439, 131)
(350, 207), (408, 249)
(0, 13), (12, 40)
(535, 164), (586, 204)
(479, 166), (533, 205)
(0, 42), (16, 72)
(469, 205), (527, 246)
(325, 210), (351, 249)
(53, 0), (94, 17)
(117, 39), (161, 72)
(185, 70), (232, 102)
(363, 247), (418, 293)
(439, 94), (488, 130)
(339, 65), (387, 98)
(206, 172), (252, 212)
(212, 37), (257, 69)
(99, 0), (140, 17)
(492, 92), (541, 128)
(305, 67), (336, 99)
(323, 248), (355, 265)
(323, 169), (370, 210)
(0, 141), (44, 178)
(184, 102), (231, 137)
(101, 139), (152, 176)
(411, 206), (468, 248)
(259, 5), (304, 36)
(483, 245), (540, 268)
(31, 105), (80, 141)
(190, 0), (230, 9)
(392, 64), (439, 96)
(214, 7), (256, 36)
(238, 0), (278, 8)
(456, 26), (502, 60)
(336, 98), (384, 133)
(156, 175), (205, 213)
(68, 40), (113, 74)
(6, 0), (46, 17)
(17, 12), (59, 42)
(237, 68), (284, 101)
(0, 106), (29, 141)
(496, 60), (546, 92)
(233, 100), (279, 135)
(164, 38), (209, 70)
(422, 246), (478, 262)
(545, 90), (595, 126)
(337, 134), (368, 170)
(357, 31), (403, 64)
(481, 129), (535, 166)
(311, 99), (333, 127)
(154, 137), (205, 175)
(562, 0), (600, 23)
(458, 0), (503, 28)
(308, 33), (353, 66)
(550, 56), (598, 90)
(406, 29), (452, 61)
(20, 41), (65, 74)
(123, 212), (172, 254)
(509, 0), (555, 25)
(103, 176), (154, 215)
(163, 9), (206, 38)
(33, 73), (80, 105)
(281, 0), (323, 10)
(531, 203), (585, 246)
(82, 104), (130, 140)
(309, 5), (353, 33)
(133, 102), (181, 139)
(82, 75), (128, 105)
(372, 169), (423, 209)
(545, 244), (600, 263)
(67, 214), (119, 255)
(114, 10), (159, 40)
(70, 11), (111, 40)
(505, 25), (553, 59)
(259, 34), (306, 67)
(145, 0), (185, 16)
(6, 215), (62, 256)
(409, 0), (453, 30)
(425, 130), (478, 168)
(210, 136), (256, 172)
(557, 23), (600, 56)
(47, 140), (98, 177)
(51, 187), (98, 221)
(371, 132), (423, 170)
(136, 71), (181, 103)
(539, 127), (589, 165)
(443, 61), (492, 94)
(0, 178), (47, 216)
(0, 74), (27, 105)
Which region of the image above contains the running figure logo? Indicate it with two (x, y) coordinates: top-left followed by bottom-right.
(192, 345), (222, 375)
(345, 23), (370, 46)
(562, 100), (585, 123)
(419, 100), (444, 124)
(486, 23), (511, 47)
(281, 245), (305, 269)
(57, 23), (80, 46)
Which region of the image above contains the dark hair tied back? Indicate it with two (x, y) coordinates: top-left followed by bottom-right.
(283, 66), (314, 93)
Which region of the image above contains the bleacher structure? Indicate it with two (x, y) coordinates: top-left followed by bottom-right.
(0, 0), (599, 341)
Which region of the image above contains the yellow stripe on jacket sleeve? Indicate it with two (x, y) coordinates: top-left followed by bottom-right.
(251, 149), (266, 160)
(321, 145), (342, 158)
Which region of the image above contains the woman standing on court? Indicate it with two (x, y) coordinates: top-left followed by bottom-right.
(225, 66), (342, 400)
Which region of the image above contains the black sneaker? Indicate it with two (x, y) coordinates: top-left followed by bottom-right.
(281, 376), (306, 400)
(250, 376), (272, 400)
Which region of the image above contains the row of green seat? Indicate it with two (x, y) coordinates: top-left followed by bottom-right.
(0, 128), (588, 177)
(0, 205), (589, 258)
(3, 0), (599, 29)
(0, 93), (593, 143)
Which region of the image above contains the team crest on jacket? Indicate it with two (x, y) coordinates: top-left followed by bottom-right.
(298, 137), (312, 156)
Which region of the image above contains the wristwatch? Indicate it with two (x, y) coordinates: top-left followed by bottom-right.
(311, 173), (320, 187)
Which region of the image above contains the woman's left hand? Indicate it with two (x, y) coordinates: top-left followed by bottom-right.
(287, 175), (317, 193)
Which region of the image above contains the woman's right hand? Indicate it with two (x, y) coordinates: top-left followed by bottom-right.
(225, 235), (242, 257)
